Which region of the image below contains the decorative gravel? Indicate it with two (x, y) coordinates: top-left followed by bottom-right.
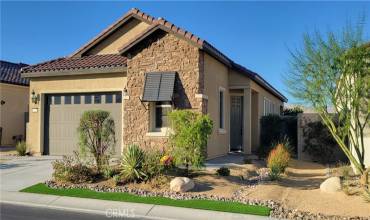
(45, 180), (369, 220)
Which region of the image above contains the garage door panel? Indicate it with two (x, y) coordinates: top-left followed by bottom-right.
(45, 92), (122, 156)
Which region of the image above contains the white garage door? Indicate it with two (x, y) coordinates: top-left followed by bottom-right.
(44, 92), (122, 155)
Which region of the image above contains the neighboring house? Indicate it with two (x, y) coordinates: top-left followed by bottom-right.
(21, 8), (287, 158)
(0, 60), (29, 146)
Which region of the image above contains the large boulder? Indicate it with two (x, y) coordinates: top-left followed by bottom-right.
(170, 177), (195, 192)
(320, 177), (341, 193)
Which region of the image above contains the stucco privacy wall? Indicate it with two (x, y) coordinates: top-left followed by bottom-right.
(27, 73), (126, 155)
(203, 53), (230, 159)
(123, 31), (204, 150)
(250, 80), (283, 150)
(82, 20), (150, 56)
(0, 83), (29, 146)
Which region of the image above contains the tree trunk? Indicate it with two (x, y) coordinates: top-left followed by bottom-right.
(360, 167), (370, 187)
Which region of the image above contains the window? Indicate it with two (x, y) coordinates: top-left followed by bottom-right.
(94, 94), (101, 104)
(85, 95), (92, 104)
(54, 96), (61, 105)
(264, 98), (277, 116)
(105, 94), (113, 104)
(74, 95), (81, 104)
(219, 88), (225, 129)
(64, 95), (72, 104)
(115, 93), (122, 103)
(155, 102), (171, 129)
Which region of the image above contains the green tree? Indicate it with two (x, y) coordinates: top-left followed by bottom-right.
(169, 110), (213, 176)
(285, 22), (369, 178)
(283, 106), (304, 116)
(78, 110), (116, 173)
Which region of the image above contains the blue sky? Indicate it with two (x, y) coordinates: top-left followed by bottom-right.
(1, 1), (369, 103)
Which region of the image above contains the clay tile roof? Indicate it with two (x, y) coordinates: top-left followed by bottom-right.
(0, 60), (29, 86)
(21, 54), (127, 74)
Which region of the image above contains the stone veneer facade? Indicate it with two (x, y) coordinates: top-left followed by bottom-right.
(123, 31), (206, 149)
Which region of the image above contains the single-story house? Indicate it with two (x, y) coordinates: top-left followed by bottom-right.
(0, 60), (29, 146)
(21, 8), (287, 158)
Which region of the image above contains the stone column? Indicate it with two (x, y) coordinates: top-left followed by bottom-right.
(243, 87), (252, 154)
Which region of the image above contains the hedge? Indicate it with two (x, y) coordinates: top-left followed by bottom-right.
(259, 115), (297, 158)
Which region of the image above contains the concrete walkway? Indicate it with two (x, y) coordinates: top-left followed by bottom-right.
(0, 191), (269, 220)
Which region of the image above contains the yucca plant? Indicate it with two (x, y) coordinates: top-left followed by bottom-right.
(121, 144), (147, 182)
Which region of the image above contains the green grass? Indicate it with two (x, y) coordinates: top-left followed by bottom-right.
(21, 183), (270, 216)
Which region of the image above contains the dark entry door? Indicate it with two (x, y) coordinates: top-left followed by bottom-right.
(230, 96), (243, 152)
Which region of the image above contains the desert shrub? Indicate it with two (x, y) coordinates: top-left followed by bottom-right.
(259, 115), (297, 158)
(148, 175), (170, 188)
(52, 152), (93, 183)
(216, 167), (230, 176)
(303, 120), (343, 164)
(142, 150), (164, 180)
(267, 143), (291, 180)
(268, 166), (281, 181)
(102, 166), (115, 179)
(363, 188), (370, 203)
(78, 110), (116, 173)
(112, 174), (121, 186)
(121, 145), (146, 182)
(337, 164), (352, 179)
(16, 141), (27, 156)
(169, 110), (213, 176)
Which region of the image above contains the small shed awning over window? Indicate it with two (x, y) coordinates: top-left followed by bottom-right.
(142, 72), (176, 102)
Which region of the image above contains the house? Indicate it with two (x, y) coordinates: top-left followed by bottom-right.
(21, 8), (287, 158)
(0, 60), (29, 146)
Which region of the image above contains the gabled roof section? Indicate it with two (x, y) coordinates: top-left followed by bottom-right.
(69, 8), (287, 102)
(21, 54), (127, 77)
(0, 60), (29, 86)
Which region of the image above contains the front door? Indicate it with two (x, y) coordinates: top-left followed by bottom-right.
(230, 96), (243, 152)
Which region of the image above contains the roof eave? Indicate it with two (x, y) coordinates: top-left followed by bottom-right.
(21, 66), (127, 78)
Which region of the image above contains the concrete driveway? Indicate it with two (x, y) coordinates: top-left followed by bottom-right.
(0, 156), (60, 192)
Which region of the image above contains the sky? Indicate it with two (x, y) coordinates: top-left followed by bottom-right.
(1, 1), (369, 103)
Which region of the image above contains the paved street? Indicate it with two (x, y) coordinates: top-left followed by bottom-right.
(0, 203), (148, 220)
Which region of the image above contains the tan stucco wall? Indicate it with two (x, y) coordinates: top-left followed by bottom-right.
(84, 19), (150, 56)
(203, 53), (230, 159)
(26, 73), (126, 154)
(0, 83), (29, 146)
(250, 80), (283, 150)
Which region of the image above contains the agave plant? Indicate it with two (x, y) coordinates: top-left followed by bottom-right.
(121, 144), (147, 182)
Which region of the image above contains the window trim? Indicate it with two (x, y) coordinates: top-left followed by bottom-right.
(148, 102), (172, 135)
(218, 87), (226, 133)
(155, 103), (171, 129)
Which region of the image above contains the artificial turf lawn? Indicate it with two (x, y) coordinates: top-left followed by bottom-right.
(21, 183), (270, 216)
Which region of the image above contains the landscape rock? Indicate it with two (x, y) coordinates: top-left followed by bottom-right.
(320, 177), (341, 193)
(170, 177), (195, 192)
(46, 180), (369, 220)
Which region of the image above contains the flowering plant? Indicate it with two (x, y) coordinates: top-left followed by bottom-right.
(160, 155), (173, 166)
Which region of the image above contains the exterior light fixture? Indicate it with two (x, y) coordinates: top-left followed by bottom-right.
(31, 90), (40, 104)
(123, 87), (128, 97)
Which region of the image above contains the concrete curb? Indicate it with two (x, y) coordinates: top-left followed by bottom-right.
(0, 191), (269, 220)
(0, 200), (173, 220)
